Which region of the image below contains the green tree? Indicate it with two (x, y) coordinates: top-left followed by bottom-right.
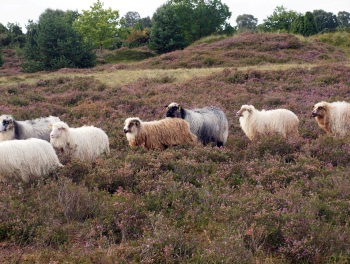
(22, 9), (96, 72)
(290, 14), (304, 35)
(123, 11), (141, 28)
(302, 12), (317, 36)
(149, 3), (186, 54)
(149, 0), (231, 53)
(236, 14), (258, 31)
(262, 6), (298, 32)
(73, 0), (120, 50)
(313, 10), (338, 33)
(337, 11), (350, 28)
(0, 49), (4, 67)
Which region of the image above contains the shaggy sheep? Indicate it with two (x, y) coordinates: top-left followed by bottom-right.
(236, 105), (299, 140)
(312, 101), (350, 136)
(0, 114), (60, 142)
(165, 102), (228, 147)
(0, 138), (63, 182)
(123, 117), (197, 150)
(50, 121), (110, 162)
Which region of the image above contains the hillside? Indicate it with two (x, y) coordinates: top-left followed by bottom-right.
(0, 33), (350, 263)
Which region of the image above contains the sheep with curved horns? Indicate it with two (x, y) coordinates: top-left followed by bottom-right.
(123, 117), (198, 150)
(0, 114), (60, 142)
(236, 105), (299, 140)
(0, 138), (63, 182)
(50, 121), (110, 162)
(165, 102), (228, 147)
(312, 101), (350, 136)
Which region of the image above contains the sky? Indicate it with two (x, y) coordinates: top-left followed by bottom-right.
(0, 0), (349, 31)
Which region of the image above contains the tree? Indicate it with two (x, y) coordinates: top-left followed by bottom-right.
(236, 14), (258, 31)
(337, 11), (350, 28)
(22, 9), (96, 72)
(73, 0), (120, 50)
(149, 3), (186, 54)
(313, 10), (338, 33)
(149, 0), (232, 53)
(290, 14), (304, 35)
(262, 6), (298, 32)
(123, 11), (141, 28)
(303, 12), (317, 36)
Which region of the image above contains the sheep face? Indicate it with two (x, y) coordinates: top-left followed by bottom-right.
(166, 102), (182, 118)
(236, 105), (253, 118)
(312, 103), (327, 119)
(124, 118), (141, 141)
(0, 115), (14, 132)
(50, 123), (67, 139)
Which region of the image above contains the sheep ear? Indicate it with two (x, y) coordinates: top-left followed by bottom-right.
(178, 106), (181, 111)
(49, 123), (53, 129)
(165, 106), (169, 109)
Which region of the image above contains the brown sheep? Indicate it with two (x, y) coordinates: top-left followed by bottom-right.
(123, 117), (197, 150)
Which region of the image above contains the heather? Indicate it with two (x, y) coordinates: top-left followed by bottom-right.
(0, 33), (350, 263)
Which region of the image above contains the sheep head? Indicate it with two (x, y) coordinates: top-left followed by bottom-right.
(0, 115), (14, 132)
(124, 117), (142, 136)
(236, 105), (254, 118)
(165, 102), (183, 118)
(312, 102), (328, 118)
(50, 121), (69, 139)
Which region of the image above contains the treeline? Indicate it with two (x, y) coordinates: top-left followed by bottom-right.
(0, 1), (349, 72)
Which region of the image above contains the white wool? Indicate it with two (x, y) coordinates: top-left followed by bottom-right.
(237, 105), (299, 140)
(0, 138), (63, 182)
(313, 101), (350, 136)
(50, 121), (110, 162)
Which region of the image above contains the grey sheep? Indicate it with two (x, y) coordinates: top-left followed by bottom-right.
(165, 102), (228, 147)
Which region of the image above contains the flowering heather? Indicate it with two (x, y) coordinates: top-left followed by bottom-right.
(0, 33), (350, 263)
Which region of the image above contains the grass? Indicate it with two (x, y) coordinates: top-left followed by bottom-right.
(1, 32), (350, 263)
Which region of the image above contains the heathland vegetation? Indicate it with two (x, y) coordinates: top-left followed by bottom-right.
(0, 32), (350, 263)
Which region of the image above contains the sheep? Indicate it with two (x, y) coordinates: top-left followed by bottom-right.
(312, 101), (350, 136)
(50, 121), (110, 162)
(0, 114), (60, 142)
(236, 105), (299, 140)
(123, 117), (198, 150)
(165, 102), (229, 147)
(0, 138), (63, 182)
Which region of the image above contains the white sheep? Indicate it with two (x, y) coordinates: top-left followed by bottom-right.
(50, 121), (110, 162)
(0, 114), (60, 142)
(0, 138), (63, 182)
(312, 101), (350, 136)
(236, 105), (299, 140)
(165, 102), (229, 147)
(123, 117), (198, 150)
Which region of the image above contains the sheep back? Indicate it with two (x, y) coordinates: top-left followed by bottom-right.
(124, 117), (197, 150)
(0, 138), (63, 182)
(237, 105), (299, 140)
(166, 103), (228, 147)
(0, 115), (60, 142)
(50, 122), (110, 162)
(312, 101), (350, 136)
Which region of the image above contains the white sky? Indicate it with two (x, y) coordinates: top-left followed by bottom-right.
(0, 0), (349, 31)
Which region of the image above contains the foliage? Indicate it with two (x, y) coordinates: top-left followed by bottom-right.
(236, 14), (258, 32)
(261, 6), (299, 33)
(0, 48), (3, 67)
(149, 3), (187, 54)
(73, 0), (121, 50)
(22, 9), (96, 73)
(122, 11), (141, 28)
(303, 12), (318, 36)
(337, 11), (350, 28)
(313, 10), (339, 33)
(149, 0), (232, 54)
(124, 28), (150, 48)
